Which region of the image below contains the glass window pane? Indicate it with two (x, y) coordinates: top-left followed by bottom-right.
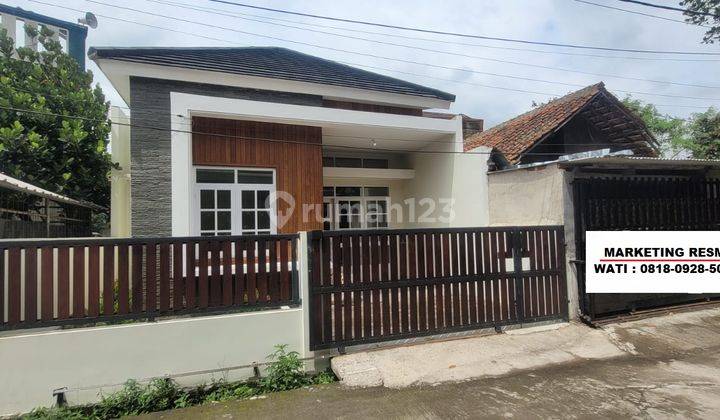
(200, 211), (215, 230)
(334, 157), (362, 168)
(323, 221), (331, 231)
(217, 232), (231, 236)
(363, 158), (388, 169)
(377, 200), (387, 213)
(257, 190), (270, 209)
(258, 230), (271, 235)
(217, 190), (231, 209)
(257, 210), (270, 229)
(350, 215), (362, 229)
(378, 220), (388, 228)
(242, 211), (255, 230)
(323, 186), (335, 197)
(197, 169), (234, 183)
(201, 232), (215, 237)
(242, 190), (255, 209)
(350, 201), (362, 215)
(365, 187), (390, 197)
(335, 186), (361, 197)
(339, 217), (349, 229)
(217, 211), (231, 230)
(237, 170), (273, 184)
(200, 190), (214, 209)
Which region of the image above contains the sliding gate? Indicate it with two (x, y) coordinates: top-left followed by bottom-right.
(573, 176), (720, 319)
(308, 226), (567, 350)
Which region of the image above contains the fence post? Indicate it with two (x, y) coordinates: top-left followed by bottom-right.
(511, 229), (525, 323)
(305, 231), (323, 351)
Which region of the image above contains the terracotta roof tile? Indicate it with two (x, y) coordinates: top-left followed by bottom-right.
(464, 83), (656, 163)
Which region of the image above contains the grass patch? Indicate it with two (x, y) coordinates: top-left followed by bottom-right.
(24, 345), (337, 419)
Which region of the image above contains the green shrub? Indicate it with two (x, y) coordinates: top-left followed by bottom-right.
(23, 344), (336, 419)
(260, 344), (311, 392)
(312, 368), (338, 385)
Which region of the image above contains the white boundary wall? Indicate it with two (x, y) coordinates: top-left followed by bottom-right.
(0, 308), (306, 416)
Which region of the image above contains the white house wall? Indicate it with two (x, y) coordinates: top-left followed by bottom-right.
(110, 107), (131, 237)
(487, 165), (566, 227)
(405, 118), (489, 228)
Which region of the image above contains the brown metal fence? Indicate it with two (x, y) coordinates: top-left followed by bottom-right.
(573, 176), (720, 319)
(308, 226), (567, 350)
(0, 234), (299, 330)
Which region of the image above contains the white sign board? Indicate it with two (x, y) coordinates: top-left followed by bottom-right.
(586, 231), (720, 293)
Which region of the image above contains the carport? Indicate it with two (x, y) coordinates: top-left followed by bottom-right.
(487, 155), (720, 321)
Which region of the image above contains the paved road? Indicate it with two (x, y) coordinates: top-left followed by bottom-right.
(140, 307), (720, 419)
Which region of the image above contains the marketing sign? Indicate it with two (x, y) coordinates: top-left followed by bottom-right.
(586, 231), (720, 293)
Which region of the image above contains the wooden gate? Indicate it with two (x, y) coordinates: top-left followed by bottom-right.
(307, 226), (567, 350)
(573, 176), (720, 319)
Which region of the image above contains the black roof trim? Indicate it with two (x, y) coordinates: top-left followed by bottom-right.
(88, 46), (455, 102)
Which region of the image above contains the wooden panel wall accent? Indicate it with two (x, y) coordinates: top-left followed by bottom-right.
(192, 117), (323, 233)
(322, 99), (423, 116)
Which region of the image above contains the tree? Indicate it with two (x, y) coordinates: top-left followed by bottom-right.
(621, 97), (688, 156)
(680, 0), (720, 43)
(0, 25), (113, 207)
(685, 108), (720, 159)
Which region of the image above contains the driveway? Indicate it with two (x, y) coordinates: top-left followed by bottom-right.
(140, 307), (720, 419)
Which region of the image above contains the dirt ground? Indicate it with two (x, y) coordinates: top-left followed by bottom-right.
(138, 307), (720, 419)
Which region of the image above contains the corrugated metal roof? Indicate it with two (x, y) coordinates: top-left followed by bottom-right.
(88, 46), (455, 102)
(0, 173), (105, 210)
(490, 154), (720, 175)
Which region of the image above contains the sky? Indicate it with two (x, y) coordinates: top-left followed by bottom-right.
(7, 0), (720, 127)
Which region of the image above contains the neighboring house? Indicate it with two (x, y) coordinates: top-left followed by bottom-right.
(0, 4), (88, 68)
(90, 47), (489, 237)
(465, 83), (658, 169)
(476, 83), (720, 320)
(0, 172), (103, 238)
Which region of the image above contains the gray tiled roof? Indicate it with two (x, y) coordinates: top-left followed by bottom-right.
(88, 46), (455, 101)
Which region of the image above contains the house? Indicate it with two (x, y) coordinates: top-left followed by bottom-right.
(464, 82), (658, 169)
(90, 47), (489, 237)
(473, 83), (720, 320)
(0, 4), (89, 68)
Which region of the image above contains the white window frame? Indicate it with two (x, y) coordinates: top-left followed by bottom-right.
(323, 186), (390, 230)
(191, 166), (277, 236)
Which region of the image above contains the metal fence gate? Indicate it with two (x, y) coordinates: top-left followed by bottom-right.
(307, 226), (567, 350)
(573, 176), (720, 320)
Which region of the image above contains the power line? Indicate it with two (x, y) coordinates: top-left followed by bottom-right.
(1, 104), (613, 157)
(146, 0), (720, 90)
(207, 0), (720, 56)
(574, 0), (709, 26)
(343, 61), (716, 110)
(148, 0), (720, 63)
(617, 0), (720, 18)
(67, 0), (720, 102)
(26, 1), (720, 110)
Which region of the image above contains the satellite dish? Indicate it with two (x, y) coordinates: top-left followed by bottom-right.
(78, 12), (98, 29)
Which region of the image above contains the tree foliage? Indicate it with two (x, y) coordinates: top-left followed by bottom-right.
(0, 25), (113, 207)
(685, 107), (720, 159)
(622, 97), (720, 159)
(621, 97), (687, 156)
(680, 0), (720, 43)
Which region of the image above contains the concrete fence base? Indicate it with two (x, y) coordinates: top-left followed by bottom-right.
(0, 307), (306, 416)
